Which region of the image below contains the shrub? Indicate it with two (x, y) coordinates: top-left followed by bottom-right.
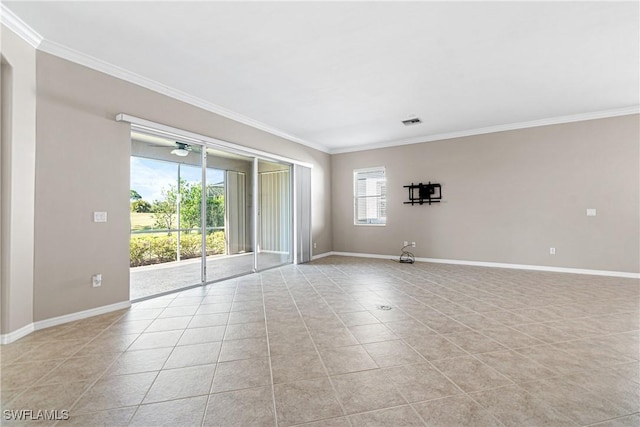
(206, 231), (226, 255)
(180, 234), (202, 258)
(130, 236), (150, 267)
(130, 232), (227, 267)
(148, 235), (177, 263)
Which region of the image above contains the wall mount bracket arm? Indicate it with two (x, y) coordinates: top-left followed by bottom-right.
(403, 182), (442, 205)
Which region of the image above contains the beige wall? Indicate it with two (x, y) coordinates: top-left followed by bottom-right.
(34, 51), (332, 321)
(332, 115), (640, 273)
(0, 26), (36, 335)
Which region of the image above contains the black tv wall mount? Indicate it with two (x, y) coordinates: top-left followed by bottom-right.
(404, 182), (442, 205)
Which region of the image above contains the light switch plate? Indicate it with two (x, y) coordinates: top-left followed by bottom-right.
(586, 209), (597, 217)
(94, 211), (107, 223)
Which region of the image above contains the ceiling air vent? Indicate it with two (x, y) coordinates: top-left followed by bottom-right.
(402, 118), (422, 126)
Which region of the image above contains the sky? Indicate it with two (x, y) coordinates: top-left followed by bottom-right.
(131, 157), (224, 202)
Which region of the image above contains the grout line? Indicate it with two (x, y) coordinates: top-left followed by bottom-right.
(311, 263), (508, 427)
(297, 267), (428, 424)
(311, 257), (638, 426)
(35, 309), (153, 425)
(259, 272), (280, 427)
(123, 293), (193, 425)
(582, 412), (640, 426)
(278, 266), (354, 426)
(9, 258), (639, 426)
(201, 277), (239, 427)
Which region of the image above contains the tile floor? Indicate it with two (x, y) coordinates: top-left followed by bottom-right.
(1, 256), (638, 426)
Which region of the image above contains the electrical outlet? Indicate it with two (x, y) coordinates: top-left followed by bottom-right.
(549, 248), (556, 255)
(92, 274), (102, 287)
(403, 241), (408, 247)
(313, 242), (317, 249)
(411, 242), (416, 247)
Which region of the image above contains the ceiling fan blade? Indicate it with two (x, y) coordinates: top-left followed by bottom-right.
(143, 143), (172, 148)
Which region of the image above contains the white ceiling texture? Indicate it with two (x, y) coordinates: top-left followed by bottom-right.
(3, 1), (639, 153)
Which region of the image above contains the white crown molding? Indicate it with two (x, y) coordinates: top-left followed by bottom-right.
(0, 9), (328, 153)
(3, 6), (638, 156)
(330, 106), (640, 154)
(37, 39), (331, 154)
(0, 3), (43, 48)
(327, 251), (640, 279)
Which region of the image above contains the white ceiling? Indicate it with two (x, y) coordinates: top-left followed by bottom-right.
(4, 1), (639, 153)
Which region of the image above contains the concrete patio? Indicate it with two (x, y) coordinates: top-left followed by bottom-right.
(130, 252), (289, 300)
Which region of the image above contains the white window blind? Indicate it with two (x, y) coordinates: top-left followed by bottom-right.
(354, 167), (386, 225)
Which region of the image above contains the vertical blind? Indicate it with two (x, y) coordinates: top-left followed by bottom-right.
(226, 171), (246, 254)
(260, 170), (291, 252)
(295, 165), (312, 263)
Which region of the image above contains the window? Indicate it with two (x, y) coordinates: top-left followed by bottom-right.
(354, 167), (386, 225)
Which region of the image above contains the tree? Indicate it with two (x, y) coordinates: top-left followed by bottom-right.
(152, 185), (177, 234)
(179, 182), (225, 232)
(150, 180), (225, 235)
(152, 200), (175, 234)
(130, 189), (142, 200)
(180, 182), (202, 232)
(206, 184), (225, 229)
(131, 199), (152, 213)
(207, 194), (224, 229)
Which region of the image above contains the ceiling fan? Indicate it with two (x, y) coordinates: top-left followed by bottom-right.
(170, 142), (192, 157)
(139, 139), (194, 157)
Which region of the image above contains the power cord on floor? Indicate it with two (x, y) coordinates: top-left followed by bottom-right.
(392, 244), (415, 264)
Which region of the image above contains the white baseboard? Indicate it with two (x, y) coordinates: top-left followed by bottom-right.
(311, 251), (335, 261)
(0, 300), (131, 345)
(330, 251), (389, 260)
(34, 301), (132, 330)
(0, 323), (35, 345)
(326, 251), (640, 279)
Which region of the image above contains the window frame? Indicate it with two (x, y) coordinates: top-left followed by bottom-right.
(353, 166), (387, 226)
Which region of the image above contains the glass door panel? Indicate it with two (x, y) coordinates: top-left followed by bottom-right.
(204, 147), (255, 281)
(129, 132), (203, 300)
(176, 154), (204, 287)
(257, 159), (292, 270)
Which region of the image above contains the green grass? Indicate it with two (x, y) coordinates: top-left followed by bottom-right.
(130, 212), (155, 230)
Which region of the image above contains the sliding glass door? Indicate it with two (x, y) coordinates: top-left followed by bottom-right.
(204, 147), (255, 281)
(176, 152), (204, 287)
(130, 131), (294, 300)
